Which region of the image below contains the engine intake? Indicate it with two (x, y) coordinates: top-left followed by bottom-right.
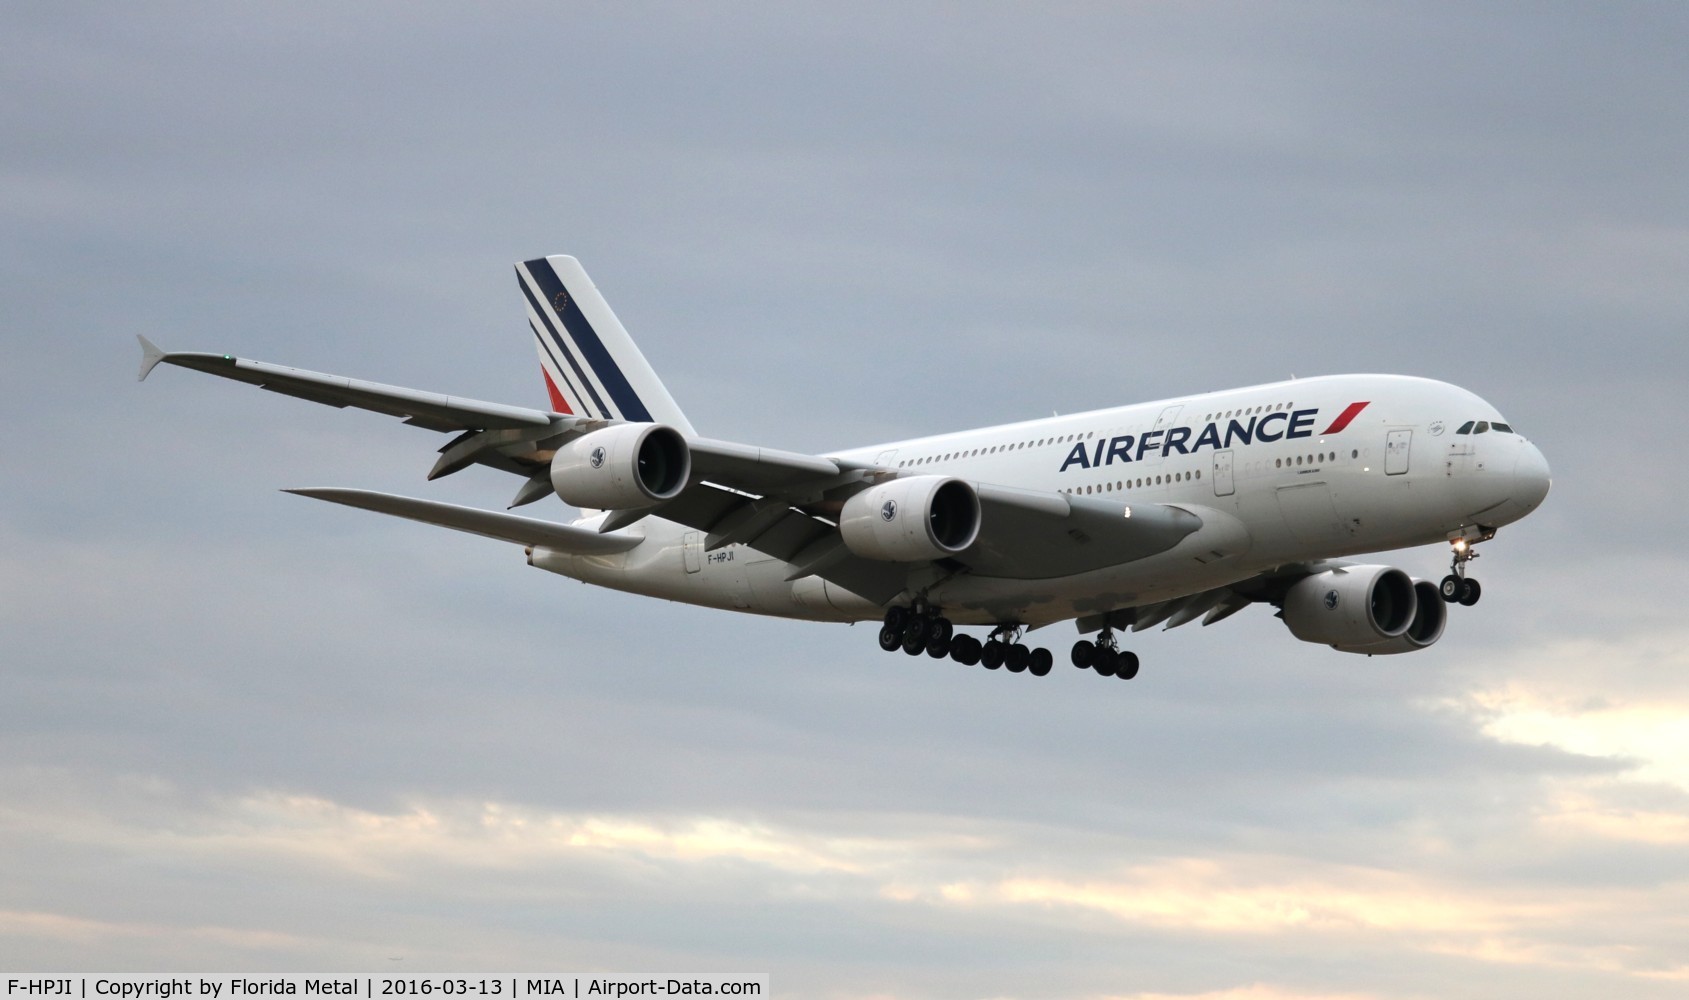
(838, 476), (981, 562)
(550, 423), (690, 510)
(1333, 578), (1447, 655)
(1282, 565), (1417, 648)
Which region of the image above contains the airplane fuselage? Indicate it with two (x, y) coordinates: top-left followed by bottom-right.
(531, 373), (1551, 628)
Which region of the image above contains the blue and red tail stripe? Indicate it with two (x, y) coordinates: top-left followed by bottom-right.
(519, 258), (653, 423)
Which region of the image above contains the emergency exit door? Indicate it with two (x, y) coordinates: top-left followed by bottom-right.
(1385, 430), (1412, 475)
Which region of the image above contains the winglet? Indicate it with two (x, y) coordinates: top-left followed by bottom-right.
(137, 335), (167, 382)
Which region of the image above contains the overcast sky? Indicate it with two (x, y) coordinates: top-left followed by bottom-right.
(4, 3), (1689, 997)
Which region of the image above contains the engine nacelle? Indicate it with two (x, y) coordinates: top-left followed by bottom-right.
(550, 423), (690, 510)
(838, 476), (981, 562)
(1333, 579), (1447, 655)
(1282, 565), (1417, 648)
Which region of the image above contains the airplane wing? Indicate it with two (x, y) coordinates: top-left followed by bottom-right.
(634, 478), (1237, 606)
(285, 488), (642, 554)
(141, 337), (1244, 609)
(139, 336), (558, 433)
(139, 337), (851, 499)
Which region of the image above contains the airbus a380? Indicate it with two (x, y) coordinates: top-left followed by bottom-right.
(139, 255), (1551, 680)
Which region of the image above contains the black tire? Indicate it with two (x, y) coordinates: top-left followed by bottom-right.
(1116, 650), (1140, 680)
(883, 606), (909, 632)
(930, 617), (954, 645)
(1005, 644), (1030, 673)
(1458, 578), (1482, 606)
(926, 634), (951, 658)
(902, 626), (927, 655)
(1440, 575), (1462, 603)
(1071, 640), (1095, 668)
(1029, 647), (1053, 676)
(980, 641), (1005, 670)
(1093, 650), (1118, 677)
(951, 635), (981, 666)
(962, 636), (984, 665)
(877, 625), (902, 652)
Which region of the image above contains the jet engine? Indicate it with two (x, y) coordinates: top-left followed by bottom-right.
(1281, 565), (1419, 649)
(838, 476), (981, 562)
(1331, 578), (1447, 654)
(549, 423), (690, 510)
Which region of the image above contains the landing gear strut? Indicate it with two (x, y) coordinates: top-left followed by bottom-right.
(1440, 536), (1484, 607)
(1071, 628), (1140, 681)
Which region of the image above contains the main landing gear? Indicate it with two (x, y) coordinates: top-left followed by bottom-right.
(876, 607), (1053, 677)
(1440, 536), (1484, 607)
(1070, 629), (1140, 681)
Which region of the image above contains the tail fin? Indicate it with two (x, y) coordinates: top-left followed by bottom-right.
(516, 255), (696, 436)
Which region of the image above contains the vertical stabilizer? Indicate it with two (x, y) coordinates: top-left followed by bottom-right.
(516, 255), (696, 436)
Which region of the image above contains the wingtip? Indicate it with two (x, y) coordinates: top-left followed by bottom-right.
(282, 487), (350, 502)
(137, 335), (167, 382)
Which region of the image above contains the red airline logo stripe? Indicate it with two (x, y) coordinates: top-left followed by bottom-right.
(541, 368), (573, 414)
(1322, 401), (1370, 435)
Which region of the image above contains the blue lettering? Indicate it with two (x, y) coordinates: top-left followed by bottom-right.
(1060, 442), (1091, 471)
(1056, 407), (1326, 474)
(1193, 422), (1223, 452)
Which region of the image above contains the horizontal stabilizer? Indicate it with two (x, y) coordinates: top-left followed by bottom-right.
(285, 488), (642, 554)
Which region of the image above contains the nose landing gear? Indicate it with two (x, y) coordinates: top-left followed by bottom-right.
(1441, 536), (1485, 606)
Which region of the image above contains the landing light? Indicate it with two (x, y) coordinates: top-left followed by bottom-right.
(1453, 539), (1469, 554)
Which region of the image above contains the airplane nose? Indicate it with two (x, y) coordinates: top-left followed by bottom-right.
(1513, 440), (1551, 512)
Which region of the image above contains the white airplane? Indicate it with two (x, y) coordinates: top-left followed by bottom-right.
(139, 255), (1551, 679)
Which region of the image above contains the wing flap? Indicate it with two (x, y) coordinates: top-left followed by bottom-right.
(285, 488), (641, 554)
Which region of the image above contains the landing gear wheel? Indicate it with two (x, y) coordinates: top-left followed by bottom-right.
(878, 625), (902, 652)
(926, 633), (952, 658)
(1115, 651), (1140, 680)
(980, 641), (1005, 670)
(1004, 644), (1030, 673)
(1093, 650), (1118, 678)
(1028, 648), (1053, 676)
(950, 635), (981, 666)
(1071, 640), (1095, 669)
(901, 617), (929, 654)
(930, 617), (954, 645)
(1458, 578), (1482, 606)
(883, 606), (909, 632)
(1440, 574), (1462, 603)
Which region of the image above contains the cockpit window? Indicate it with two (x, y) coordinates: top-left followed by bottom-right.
(1456, 419), (1517, 435)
